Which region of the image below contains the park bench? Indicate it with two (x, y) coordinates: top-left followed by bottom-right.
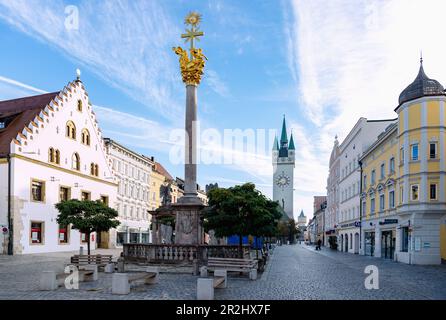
(70, 254), (113, 270)
(205, 257), (258, 280)
(112, 266), (159, 295)
(197, 269), (227, 300)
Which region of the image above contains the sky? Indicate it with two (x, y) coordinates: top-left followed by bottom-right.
(1, 0), (446, 219)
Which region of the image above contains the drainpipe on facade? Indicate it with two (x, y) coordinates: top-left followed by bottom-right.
(358, 160), (363, 254)
(7, 153), (13, 255)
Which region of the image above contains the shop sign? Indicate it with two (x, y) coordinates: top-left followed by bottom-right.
(340, 221), (360, 228)
(379, 219), (398, 225)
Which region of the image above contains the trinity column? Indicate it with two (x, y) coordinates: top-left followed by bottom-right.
(171, 12), (207, 244)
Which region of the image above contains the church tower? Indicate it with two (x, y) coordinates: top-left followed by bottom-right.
(272, 116), (295, 220)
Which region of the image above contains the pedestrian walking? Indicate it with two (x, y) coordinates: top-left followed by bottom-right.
(317, 239), (322, 251)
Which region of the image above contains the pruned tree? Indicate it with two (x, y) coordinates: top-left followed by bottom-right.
(203, 183), (282, 258)
(55, 199), (120, 255)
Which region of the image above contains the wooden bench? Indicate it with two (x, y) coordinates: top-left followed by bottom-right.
(70, 254), (113, 270)
(206, 257), (258, 280)
(112, 267), (159, 295)
(197, 269), (227, 300)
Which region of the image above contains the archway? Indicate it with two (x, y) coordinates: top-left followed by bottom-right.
(354, 233), (359, 254)
(345, 234), (349, 252)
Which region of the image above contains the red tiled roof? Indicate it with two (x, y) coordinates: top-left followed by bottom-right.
(0, 92), (59, 157)
(154, 161), (173, 181)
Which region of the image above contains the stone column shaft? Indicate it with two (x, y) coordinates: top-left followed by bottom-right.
(184, 84), (198, 198)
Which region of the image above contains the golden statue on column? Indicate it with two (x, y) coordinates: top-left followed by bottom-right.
(173, 12), (207, 85)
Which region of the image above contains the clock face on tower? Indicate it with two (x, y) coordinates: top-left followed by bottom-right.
(275, 172), (290, 188)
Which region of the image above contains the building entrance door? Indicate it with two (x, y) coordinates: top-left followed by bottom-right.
(381, 230), (395, 259)
(365, 232), (375, 256)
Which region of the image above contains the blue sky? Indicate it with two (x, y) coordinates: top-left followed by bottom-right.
(1, 0), (446, 219)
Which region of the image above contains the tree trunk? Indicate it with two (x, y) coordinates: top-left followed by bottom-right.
(87, 231), (91, 255)
(239, 234), (243, 259)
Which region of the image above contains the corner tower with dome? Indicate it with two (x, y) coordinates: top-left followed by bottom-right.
(272, 116), (295, 220)
(359, 58), (446, 265)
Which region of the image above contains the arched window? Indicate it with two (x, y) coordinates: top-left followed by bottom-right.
(81, 129), (90, 146)
(55, 150), (60, 164)
(48, 148), (55, 163)
(95, 164), (99, 177)
(90, 163), (95, 176)
(72, 153), (80, 171)
(77, 100), (82, 112)
(66, 121), (76, 140)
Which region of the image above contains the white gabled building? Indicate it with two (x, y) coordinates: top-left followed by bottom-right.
(0, 73), (117, 254)
(104, 138), (153, 247)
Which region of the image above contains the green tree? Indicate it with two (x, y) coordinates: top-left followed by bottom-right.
(203, 183), (282, 258)
(277, 219), (300, 243)
(55, 199), (120, 255)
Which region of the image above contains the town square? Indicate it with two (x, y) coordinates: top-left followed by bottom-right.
(0, 0), (445, 305)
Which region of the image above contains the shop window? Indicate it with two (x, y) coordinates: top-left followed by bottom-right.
(58, 225), (69, 244)
(30, 221), (43, 244)
(411, 185), (419, 201)
(401, 227), (409, 252)
(31, 180), (45, 202)
(59, 186), (71, 201)
(81, 191), (91, 201)
(430, 184), (437, 200)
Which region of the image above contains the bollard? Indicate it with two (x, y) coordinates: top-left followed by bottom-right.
(192, 259), (199, 276)
(105, 263), (115, 273)
(197, 278), (214, 300)
(112, 273), (130, 295)
(40, 271), (58, 291)
(199, 266), (208, 278)
(79, 246), (84, 255)
(117, 257), (125, 273)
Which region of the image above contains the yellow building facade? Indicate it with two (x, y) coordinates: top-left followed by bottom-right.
(360, 61), (446, 264)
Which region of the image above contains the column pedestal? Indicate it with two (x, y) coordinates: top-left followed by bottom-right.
(173, 201), (205, 245)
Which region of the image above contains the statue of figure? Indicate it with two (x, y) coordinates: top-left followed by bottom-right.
(160, 183), (172, 206)
(173, 46), (207, 85)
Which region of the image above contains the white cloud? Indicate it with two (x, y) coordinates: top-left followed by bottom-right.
(205, 70), (230, 97)
(0, 0), (183, 122)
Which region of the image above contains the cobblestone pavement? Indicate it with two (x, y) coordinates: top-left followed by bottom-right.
(0, 245), (445, 300)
